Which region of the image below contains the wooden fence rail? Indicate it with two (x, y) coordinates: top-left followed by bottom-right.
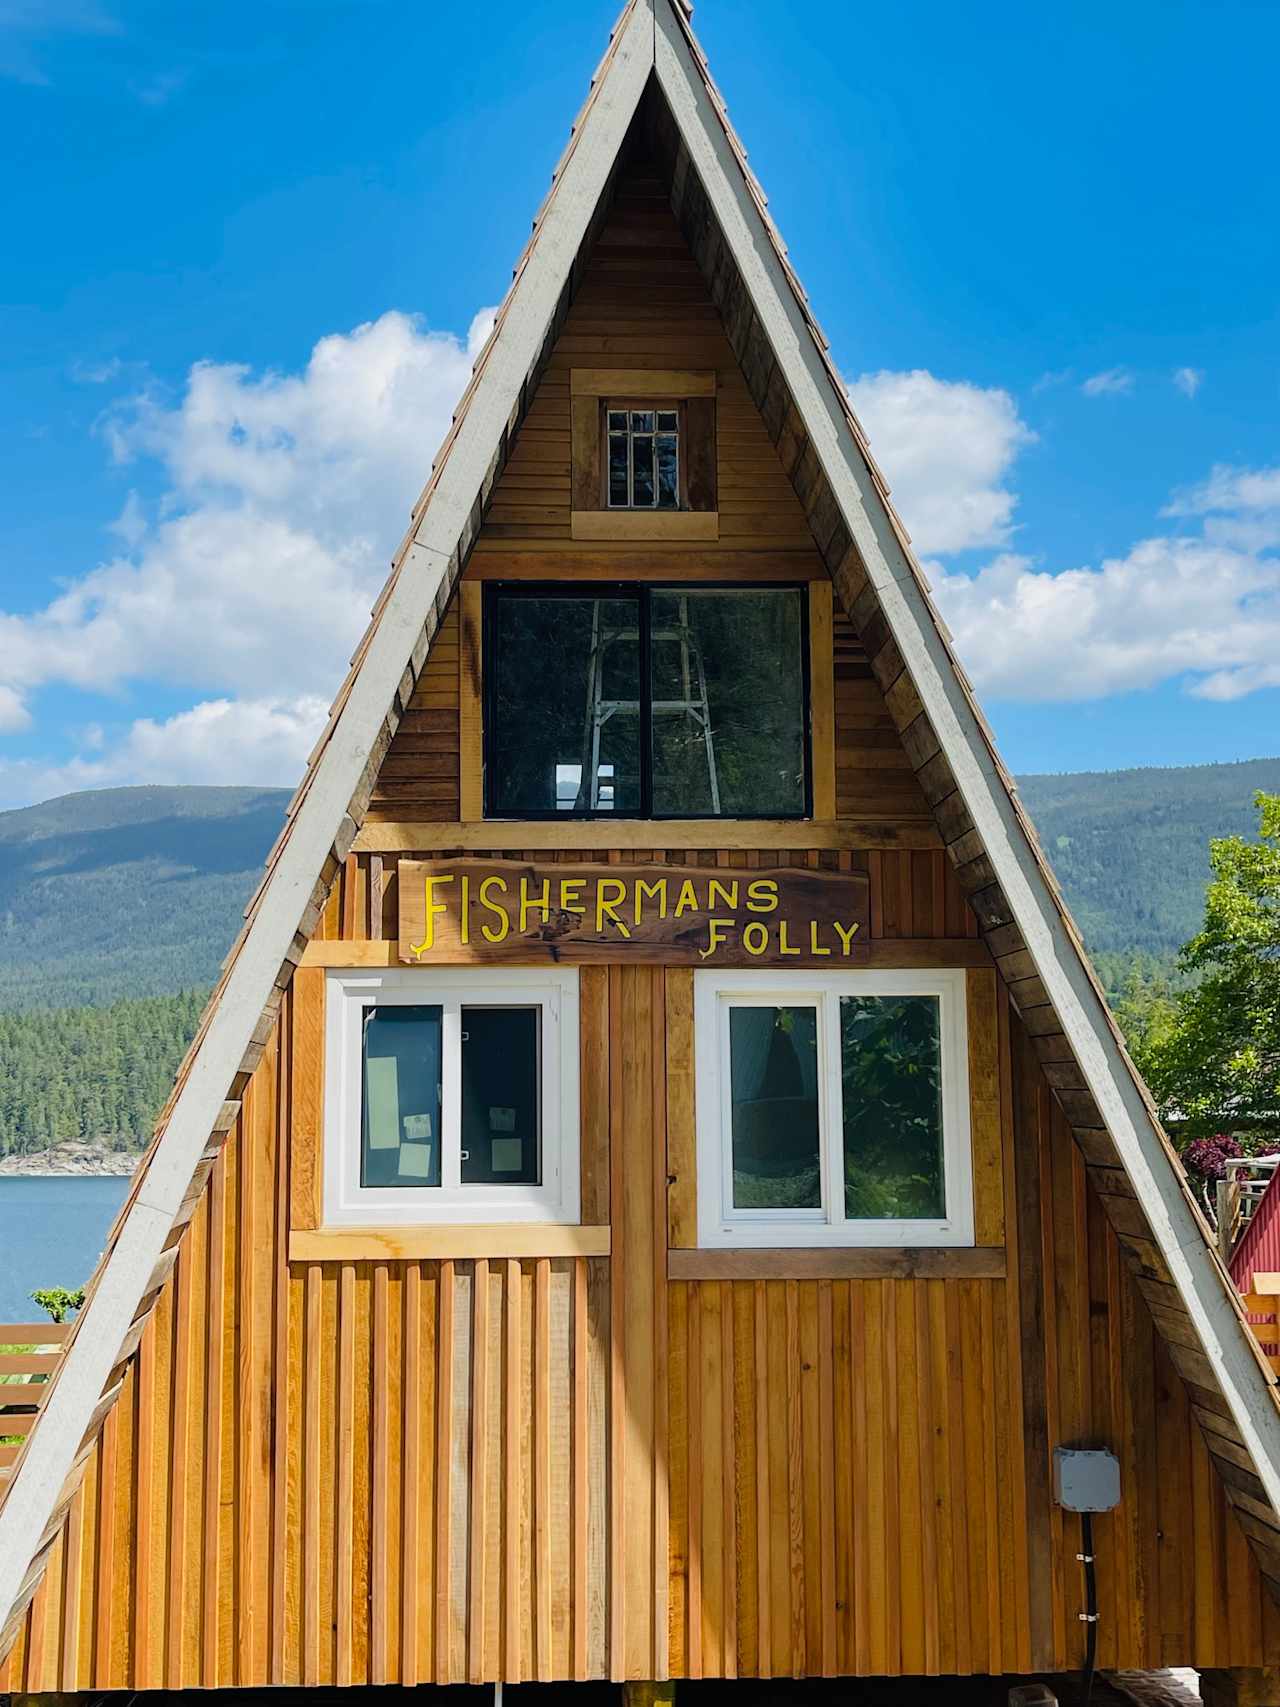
(0, 1323), (72, 1483)
(1241, 1290), (1280, 1376)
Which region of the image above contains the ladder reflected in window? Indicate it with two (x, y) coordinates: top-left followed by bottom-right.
(576, 595), (720, 813)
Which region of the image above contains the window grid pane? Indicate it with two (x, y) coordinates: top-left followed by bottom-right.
(360, 1005), (443, 1188)
(460, 1006), (541, 1185)
(840, 994), (945, 1220)
(650, 587), (807, 818)
(606, 403), (679, 510)
(488, 594), (642, 816)
(728, 1004), (821, 1209)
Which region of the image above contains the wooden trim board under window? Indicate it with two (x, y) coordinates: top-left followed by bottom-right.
(290, 1225), (611, 1262)
(668, 1246), (1006, 1280)
(571, 509), (719, 541)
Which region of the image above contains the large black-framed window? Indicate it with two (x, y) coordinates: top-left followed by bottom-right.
(483, 582), (811, 820)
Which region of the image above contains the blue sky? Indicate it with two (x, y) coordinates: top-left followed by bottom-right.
(1, 0), (1277, 807)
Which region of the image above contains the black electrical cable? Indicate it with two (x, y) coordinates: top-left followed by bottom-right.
(1079, 1510), (1099, 1707)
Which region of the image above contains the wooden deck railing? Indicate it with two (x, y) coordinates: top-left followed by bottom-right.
(1217, 1154), (1280, 1261)
(1241, 1284), (1280, 1378)
(0, 1322), (72, 1484)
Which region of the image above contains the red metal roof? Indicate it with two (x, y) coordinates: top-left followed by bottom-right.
(1230, 1165), (1280, 1291)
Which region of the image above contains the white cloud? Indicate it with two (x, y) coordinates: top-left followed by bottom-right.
(1172, 366), (1203, 398)
(0, 685), (31, 734)
(0, 695), (329, 804)
(928, 460), (1280, 703)
(106, 489), (146, 549)
(1164, 462), (1280, 518)
(1081, 367), (1134, 397)
(0, 308), (494, 806)
(850, 378), (1280, 710)
(931, 536), (1280, 701)
(847, 369), (1035, 555)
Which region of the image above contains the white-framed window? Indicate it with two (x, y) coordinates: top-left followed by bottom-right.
(324, 966), (580, 1227)
(694, 969), (973, 1249)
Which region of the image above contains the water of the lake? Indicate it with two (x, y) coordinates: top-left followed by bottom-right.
(0, 1176), (131, 1322)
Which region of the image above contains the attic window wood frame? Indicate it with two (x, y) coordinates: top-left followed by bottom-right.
(570, 367), (718, 541)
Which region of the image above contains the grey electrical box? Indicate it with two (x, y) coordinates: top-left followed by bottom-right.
(1053, 1446), (1121, 1512)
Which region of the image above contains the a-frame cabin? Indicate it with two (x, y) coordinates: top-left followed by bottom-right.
(5, 4), (1280, 1701)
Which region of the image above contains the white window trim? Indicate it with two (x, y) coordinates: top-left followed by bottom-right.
(693, 968), (973, 1249)
(324, 966), (580, 1228)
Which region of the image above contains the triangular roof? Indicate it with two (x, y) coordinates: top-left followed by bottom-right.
(5, 0), (1280, 1643)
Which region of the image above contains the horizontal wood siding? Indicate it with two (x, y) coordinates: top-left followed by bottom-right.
(367, 603), (460, 823)
(834, 604), (931, 821)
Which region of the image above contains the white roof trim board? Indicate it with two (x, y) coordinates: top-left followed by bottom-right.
(4, 0), (1280, 1644)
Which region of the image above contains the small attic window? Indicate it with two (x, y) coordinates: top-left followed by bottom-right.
(569, 371), (717, 533)
(607, 406), (680, 509)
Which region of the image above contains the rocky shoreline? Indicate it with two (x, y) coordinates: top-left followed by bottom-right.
(0, 1142), (140, 1178)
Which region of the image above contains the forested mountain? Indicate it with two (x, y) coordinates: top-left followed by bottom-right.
(0, 991), (206, 1154)
(0, 785), (290, 1011)
(0, 762), (1276, 1155)
(1017, 756), (1280, 958)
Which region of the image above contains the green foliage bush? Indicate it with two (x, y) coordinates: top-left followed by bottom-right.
(1140, 792), (1280, 1142)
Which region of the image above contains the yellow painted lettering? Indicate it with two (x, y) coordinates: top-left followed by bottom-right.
(746, 878), (779, 914)
(479, 876), (510, 943)
(519, 876), (552, 933)
(635, 876), (668, 924)
(558, 878), (586, 915)
(742, 921), (768, 957)
(460, 874), (470, 945)
(708, 878), (739, 911)
(596, 878), (632, 938)
(674, 878), (699, 917)
(698, 917), (735, 960)
(409, 874), (455, 957)
(778, 919), (800, 956)
(809, 919), (831, 957)
(833, 919), (861, 956)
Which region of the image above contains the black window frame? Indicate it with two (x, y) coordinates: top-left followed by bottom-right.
(481, 580), (813, 822)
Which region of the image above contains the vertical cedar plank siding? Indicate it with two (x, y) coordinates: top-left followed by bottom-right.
(3, 859), (1277, 1686)
(3, 161), (1276, 1688)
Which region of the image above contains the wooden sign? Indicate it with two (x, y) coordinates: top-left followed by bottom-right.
(398, 859), (870, 966)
